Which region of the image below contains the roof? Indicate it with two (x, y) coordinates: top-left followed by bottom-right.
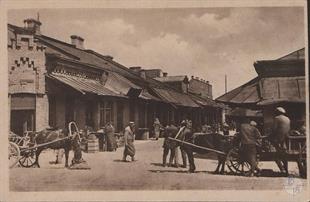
(189, 94), (223, 108)
(216, 77), (260, 106)
(105, 72), (141, 96)
(254, 48), (305, 77)
(217, 48), (306, 107)
(139, 89), (162, 101)
(277, 48), (305, 61)
(47, 73), (125, 97)
(9, 23), (222, 108)
(154, 75), (187, 83)
(216, 76), (305, 106)
(152, 87), (199, 108)
(36, 35), (166, 88)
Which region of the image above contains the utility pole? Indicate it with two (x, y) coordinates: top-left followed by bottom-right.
(225, 74), (227, 93)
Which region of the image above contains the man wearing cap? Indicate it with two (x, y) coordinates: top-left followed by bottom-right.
(270, 107), (291, 175)
(122, 122), (136, 162)
(238, 119), (262, 177)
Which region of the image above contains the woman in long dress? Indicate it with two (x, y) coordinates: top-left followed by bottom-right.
(153, 118), (162, 140)
(105, 122), (116, 151)
(122, 122), (136, 162)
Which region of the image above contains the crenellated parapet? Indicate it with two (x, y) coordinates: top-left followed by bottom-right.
(8, 27), (46, 95)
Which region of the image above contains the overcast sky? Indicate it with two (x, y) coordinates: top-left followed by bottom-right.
(8, 7), (305, 98)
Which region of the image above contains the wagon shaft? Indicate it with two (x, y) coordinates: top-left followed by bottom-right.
(168, 137), (226, 155)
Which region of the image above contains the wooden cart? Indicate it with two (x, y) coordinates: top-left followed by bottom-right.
(9, 122), (80, 168)
(225, 135), (306, 178)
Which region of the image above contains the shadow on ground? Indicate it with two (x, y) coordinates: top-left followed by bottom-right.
(148, 170), (207, 174)
(150, 163), (164, 167)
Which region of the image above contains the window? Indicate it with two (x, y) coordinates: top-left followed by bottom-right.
(100, 101), (114, 127)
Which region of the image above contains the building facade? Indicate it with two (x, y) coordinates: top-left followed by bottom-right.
(8, 18), (223, 137)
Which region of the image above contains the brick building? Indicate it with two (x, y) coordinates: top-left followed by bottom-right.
(8, 18), (223, 136)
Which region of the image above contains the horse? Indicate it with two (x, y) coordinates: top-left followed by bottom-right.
(175, 129), (233, 174)
(27, 127), (73, 168)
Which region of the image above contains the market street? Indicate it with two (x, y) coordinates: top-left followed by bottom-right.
(10, 138), (306, 192)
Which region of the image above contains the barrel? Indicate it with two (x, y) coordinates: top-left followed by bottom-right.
(87, 135), (99, 153)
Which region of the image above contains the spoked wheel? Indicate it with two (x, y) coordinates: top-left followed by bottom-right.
(19, 149), (37, 168)
(226, 147), (251, 175)
(297, 145), (307, 178)
(9, 142), (20, 168)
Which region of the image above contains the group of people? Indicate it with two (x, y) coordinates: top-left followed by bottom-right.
(162, 119), (193, 168)
(160, 106), (293, 177)
(121, 106), (295, 177)
(237, 107), (291, 177)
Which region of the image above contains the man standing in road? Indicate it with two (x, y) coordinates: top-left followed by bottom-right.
(270, 107), (291, 175)
(179, 119), (195, 169)
(122, 122), (136, 162)
(162, 121), (178, 167)
(239, 119), (262, 177)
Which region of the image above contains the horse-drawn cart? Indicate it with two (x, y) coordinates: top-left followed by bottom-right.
(226, 135), (307, 177)
(169, 131), (307, 178)
(9, 122), (81, 168)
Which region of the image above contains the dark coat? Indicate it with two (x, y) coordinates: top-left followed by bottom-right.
(239, 123), (262, 146)
(163, 125), (178, 148)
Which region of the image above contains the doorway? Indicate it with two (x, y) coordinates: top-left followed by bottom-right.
(10, 110), (35, 136)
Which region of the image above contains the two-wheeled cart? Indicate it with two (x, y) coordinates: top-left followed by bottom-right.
(169, 133), (306, 178)
(9, 122), (80, 168)
(226, 135), (306, 178)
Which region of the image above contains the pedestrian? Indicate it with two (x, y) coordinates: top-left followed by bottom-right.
(239, 119), (262, 177)
(105, 122), (116, 151)
(122, 122), (136, 162)
(270, 107), (291, 175)
(162, 122), (178, 167)
(178, 120), (192, 168)
(222, 122), (229, 136)
(153, 118), (162, 140)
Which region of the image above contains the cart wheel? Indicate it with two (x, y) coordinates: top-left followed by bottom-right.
(9, 142), (20, 168)
(297, 145), (307, 178)
(226, 147), (251, 175)
(19, 149), (37, 168)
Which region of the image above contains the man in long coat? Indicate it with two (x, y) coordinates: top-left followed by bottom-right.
(122, 122), (136, 162)
(239, 120), (262, 177)
(270, 107), (291, 175)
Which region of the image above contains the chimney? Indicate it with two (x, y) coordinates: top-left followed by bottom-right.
(24, 18), (42, 35)
(140, 70), (146, 79)
(163, 72), (168, 77)
(70, 35), (84, 49)
(104, 55), (113, 60)
(129, 66), (142, 72)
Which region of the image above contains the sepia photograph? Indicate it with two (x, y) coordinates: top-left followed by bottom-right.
(1, 0), (308, 201)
